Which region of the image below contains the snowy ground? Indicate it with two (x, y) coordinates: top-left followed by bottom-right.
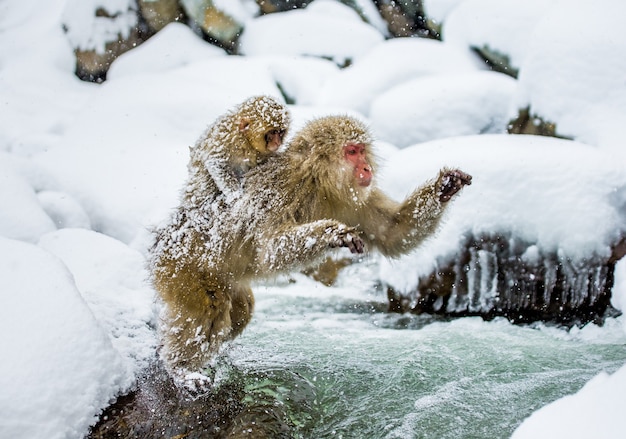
(1, 0), (626, 438)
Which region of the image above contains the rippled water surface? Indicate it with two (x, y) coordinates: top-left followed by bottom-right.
(224, 277), (626, 438)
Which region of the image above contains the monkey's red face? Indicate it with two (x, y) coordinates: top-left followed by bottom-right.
(265, 129), (285, 152)
(343, 143), (372, 187)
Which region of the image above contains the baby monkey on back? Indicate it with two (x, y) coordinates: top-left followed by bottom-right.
(151, 95), (289, 386)
(184, 95), (290, 207)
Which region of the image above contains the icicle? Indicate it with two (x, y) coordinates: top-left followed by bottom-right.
(394, 231), (617, 324)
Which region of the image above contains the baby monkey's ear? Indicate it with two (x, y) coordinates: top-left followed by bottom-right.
(239, 118), (250, 132)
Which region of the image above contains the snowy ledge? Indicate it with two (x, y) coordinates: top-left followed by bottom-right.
(377, 134), (626, 324)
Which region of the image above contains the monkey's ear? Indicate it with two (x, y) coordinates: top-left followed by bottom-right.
(239, 118), (250, 132)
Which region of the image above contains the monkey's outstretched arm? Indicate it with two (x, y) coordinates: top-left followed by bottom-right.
(364, 168), (471, 258)
(255, 220), (364, 274)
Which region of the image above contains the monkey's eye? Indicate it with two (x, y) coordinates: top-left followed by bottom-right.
(346, 147), (358, 155)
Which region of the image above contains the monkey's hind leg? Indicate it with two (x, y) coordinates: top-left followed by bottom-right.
(158, 279), (234, 379)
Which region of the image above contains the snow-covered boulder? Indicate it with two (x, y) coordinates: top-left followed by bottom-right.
(442, 0), (558, 72)
(512, 0), (626, 150)
(238, 0), (384, 66)
(38, 228), (157, 377)
(443, 0), (626, 151)
(62, 0), (142, 81)
(370, 71), (516, 148)
(107, 22), (226, 80)
(313, 37), (483, 115)
(0, 237), (131, 439)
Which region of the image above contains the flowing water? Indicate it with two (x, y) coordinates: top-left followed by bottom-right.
(221, 275), (626, 439)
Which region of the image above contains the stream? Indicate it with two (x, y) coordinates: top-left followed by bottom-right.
(220, 275), (626, 438)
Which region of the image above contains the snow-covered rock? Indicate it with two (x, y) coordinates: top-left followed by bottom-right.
(442, 0), (558, 70)
(238, 0), (384, 66)
(370, 71), (516, 147)
(378, 134), (626, 320)
(513, 0), (626, 150)
(0, 237), (131, 439)
(107, 22), (227, 80)
(38, 229), (158, 377)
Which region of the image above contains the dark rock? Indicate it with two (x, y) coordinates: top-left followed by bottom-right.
(473, 46), (519, 78)
(74, 31), (144, 83)
(69, 5), (152, 83)
(88, 362), (243, 438)
(372, 0), (439, 38)
(180, 1), (244, 53)
(88, 359), (299, 439)
(385, 232), (621, 326)
(508, 107), (570, 138)
(255, 0), (313, 14)
(138, 0), (186, 33)
(70, 1), (185, 82)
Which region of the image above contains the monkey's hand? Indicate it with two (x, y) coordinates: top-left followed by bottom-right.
(438, 169), (472, 202)
(327, 225), (365, 254)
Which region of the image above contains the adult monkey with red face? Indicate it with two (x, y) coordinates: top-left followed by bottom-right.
(150, 115), (471, 380)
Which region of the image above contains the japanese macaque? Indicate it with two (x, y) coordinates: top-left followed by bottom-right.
(149, 115), (471, 381)
(186, 95), (290, 206)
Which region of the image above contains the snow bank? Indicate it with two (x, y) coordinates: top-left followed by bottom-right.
(0, 0), (88, 152)
(512, 363), (626, 439)
(377, 134), (626, 293)
(0, 0), (74, 71)
(32, 55), (288, 244)
(38, 229), (158, 377)
(36, 190), (92, 230)
(0, 155), (56, 242)
(238, 0), (384, 66)
(350, 0), (390, 36)
(0, 237), (131, 439)
(370, 71), (515, 148)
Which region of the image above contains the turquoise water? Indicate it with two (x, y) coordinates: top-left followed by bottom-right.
(226, 279), (626, 438)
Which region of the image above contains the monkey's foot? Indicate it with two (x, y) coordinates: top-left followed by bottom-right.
(175, 370), (213, 398)
(327, 225), (365, 254)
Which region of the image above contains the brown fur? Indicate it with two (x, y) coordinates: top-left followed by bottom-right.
(149, 115), (471, 379)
